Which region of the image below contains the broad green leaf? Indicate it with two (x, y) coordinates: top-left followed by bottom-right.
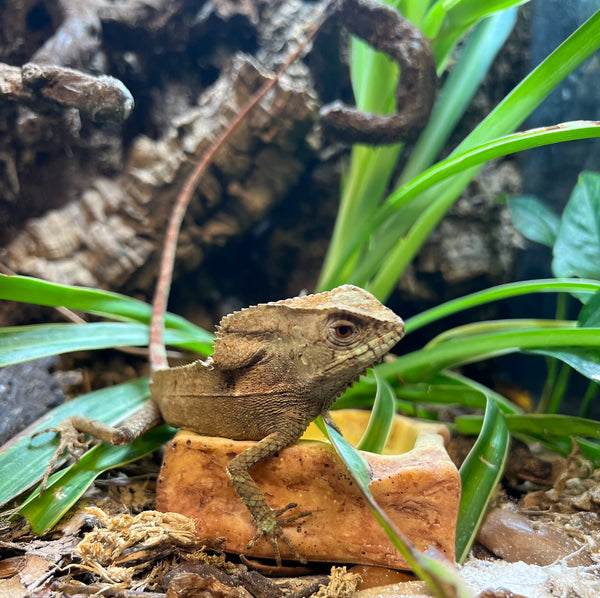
(579, 290), (600, 327)
(529, 347), (600, 383)
(0, 378), (150, 507)
(0, 322), (209, 367)
(506, 196), (560, 248)
(19, 425), (175, 534)
(357, 369), (395, 453)
(0, 274), (213, 348)
(456, 398), (509, 562)
(553, 172), (600, 279)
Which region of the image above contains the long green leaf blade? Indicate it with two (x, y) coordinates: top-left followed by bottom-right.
(401, 8), (517, 182)
(0, 378), (150, 507)
(19, 425), (175, 534)
(378, 327), (600, 383)
(357, 369), (395, 453)
(456, 413), (600, 438)
(326, 123), (600, 292)
(0, 322), (209, 366)
(0, 274), (212, 343)
(393, 123), (600, 214)
(322, 419), (473, 598)
(405, 279), (600, 333)
(370, 10), (600, 300)
(456, 398), (509, 562)
(427, 0), (530, 67)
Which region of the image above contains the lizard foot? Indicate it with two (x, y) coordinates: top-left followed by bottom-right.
(32, 418), (90, 492)
(247, 502), (311, 567)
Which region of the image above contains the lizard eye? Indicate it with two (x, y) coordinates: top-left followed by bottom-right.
(335, 324), (354, 339)
(327, 318), (360, 345)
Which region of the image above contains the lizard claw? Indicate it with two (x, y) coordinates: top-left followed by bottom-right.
(247, 502), (311, 567)
(31, 418), (90, 493)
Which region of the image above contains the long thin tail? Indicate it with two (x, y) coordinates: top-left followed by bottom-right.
(148, 2), (334, 373)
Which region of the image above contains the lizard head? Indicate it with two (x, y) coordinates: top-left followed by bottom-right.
(281, 285), (405, 411)
(212, 285), (404, 413)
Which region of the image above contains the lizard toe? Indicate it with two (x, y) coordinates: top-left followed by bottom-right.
(246, 504), (310, 566)
(35, 419), (91, 493)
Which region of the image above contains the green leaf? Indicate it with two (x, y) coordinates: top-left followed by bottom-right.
(507, 196), (560, 247)
(456, 413), (600, 438)
(378, 326), (600, 383)
(0, 322), (208, 367)
(436, 370), (522, 414)
(321, 419), (473, 597)
(405, 279), (600, 333)
(395, 383), (487, 409)
(339, 122), (600, 294)
(357, 369), (395, 453)
(0, 378), (150, 507)
(528, 347), (600, 383)
(579, 290), (600, 326)
(576, 438), (600, 466)
(322, 420), (373, 490)
(427, 0), (531, 68)
(401, 8), (517, 183)
(427, 319), (576, 346)
(456, 398), (509, 563)
(369, 10), (600, 300)
(318, 6), (403, 292)
(553, 171), (600, 279)
(0, 274), (213, 347)
(19, 425), (175, 534)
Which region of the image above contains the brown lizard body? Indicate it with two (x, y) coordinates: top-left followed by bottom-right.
(39, 285), (404, 564)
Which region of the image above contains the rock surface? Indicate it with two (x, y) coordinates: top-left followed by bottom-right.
(156, 411), (460, 569)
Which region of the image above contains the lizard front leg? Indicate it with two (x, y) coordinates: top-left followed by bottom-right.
(226, 429), (311, 566)
(34, 399), (162, 491)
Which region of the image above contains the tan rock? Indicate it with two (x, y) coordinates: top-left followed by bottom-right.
(156, 410), (460, 569)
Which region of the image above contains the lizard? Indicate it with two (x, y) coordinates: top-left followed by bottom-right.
(37, 284), (404, 565)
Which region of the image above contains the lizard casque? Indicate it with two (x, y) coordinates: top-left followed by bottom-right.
(39, 284), (405, 565)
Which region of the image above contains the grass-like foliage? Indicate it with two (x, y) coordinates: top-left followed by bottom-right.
(316, 1), (600, 573)
(318, 5), (600, 299)
(1, 2), (600, 594)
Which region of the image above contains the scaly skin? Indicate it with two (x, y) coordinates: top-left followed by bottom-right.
(38, 285), (405, 565)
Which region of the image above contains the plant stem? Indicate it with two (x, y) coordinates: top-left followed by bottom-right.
(537, 292), (568, 412)
(579, 382), (599, 417)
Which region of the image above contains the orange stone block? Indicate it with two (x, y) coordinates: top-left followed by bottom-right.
(156, 411), (460, 569)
